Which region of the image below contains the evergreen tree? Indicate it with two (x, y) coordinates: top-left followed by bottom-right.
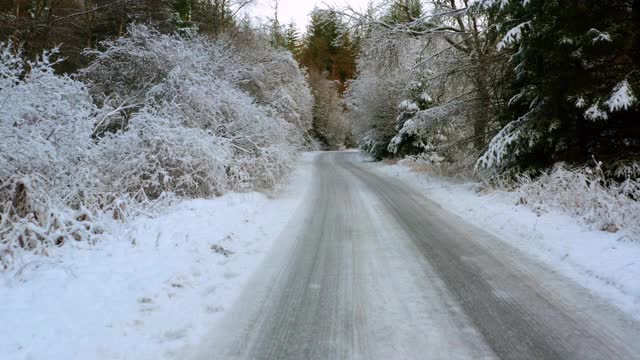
(384, 0), (422, 24)
(267, 0), (286, 48)
(284, 23), (301, 58)
(479, 0), (640, 170)
(300, 9), (356, 92)
(188, 0), (238, 36)
(174, 0), (192, 23)
(268, 20), (286, 48)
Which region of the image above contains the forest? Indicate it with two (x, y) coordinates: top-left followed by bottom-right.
(1, 0), (639, 266)
(344, 0), (640, 234)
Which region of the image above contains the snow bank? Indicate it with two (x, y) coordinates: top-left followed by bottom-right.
(0, 154), (317, 360)
(375, 162), (640, 320)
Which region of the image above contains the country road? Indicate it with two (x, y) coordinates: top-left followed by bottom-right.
(194, 151), (640, 360)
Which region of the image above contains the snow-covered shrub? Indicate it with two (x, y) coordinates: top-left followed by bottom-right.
(515, 162), (640, 234)
(93, 108), (232, 199)
(82, 25), (299, 195)
(232, 33), (314, 148)
(0, 43), (103, 267)
(0, 21), (315, 269)
(397, 152), (460, 178)
(1, 24), (309, 269)
(226, 144), (297, 191)
(80, 26), (242, 102)
(80, 25), (244, 135)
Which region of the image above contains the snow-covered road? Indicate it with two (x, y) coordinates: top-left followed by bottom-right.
(193, 151), (640, 360)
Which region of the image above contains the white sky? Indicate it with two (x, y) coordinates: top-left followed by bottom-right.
(247, 0), (372, 32)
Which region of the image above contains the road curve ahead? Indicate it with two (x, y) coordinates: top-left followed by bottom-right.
(195, 152), (640, 360)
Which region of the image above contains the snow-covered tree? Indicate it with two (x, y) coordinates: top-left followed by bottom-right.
(309, 70), (349, 150)
(477, 0), (640, 171)
(340, 0), (510, 168)
(344, 0), (506, 154)
(346, 33), (415, 159)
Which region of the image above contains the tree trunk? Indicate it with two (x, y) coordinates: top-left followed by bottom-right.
(633, 0), (640, 66)
(473, 72), (491, 151)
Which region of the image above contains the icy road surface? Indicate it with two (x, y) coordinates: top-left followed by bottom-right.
(193, 152), (640, 360)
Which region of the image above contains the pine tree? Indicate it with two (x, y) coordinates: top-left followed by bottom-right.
(384, 0), (422, 24)
(300, 9), (356, 92)
(284, 23), (301, 58)
(479, 0), (640, 170)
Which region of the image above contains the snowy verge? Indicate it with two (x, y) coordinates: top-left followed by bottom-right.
(0, 153), (318, 360)
(374, 162), (640, 320)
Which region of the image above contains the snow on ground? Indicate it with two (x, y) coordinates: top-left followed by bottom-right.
(0, 153), (317, 360)
(374, 161), (640, 320)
